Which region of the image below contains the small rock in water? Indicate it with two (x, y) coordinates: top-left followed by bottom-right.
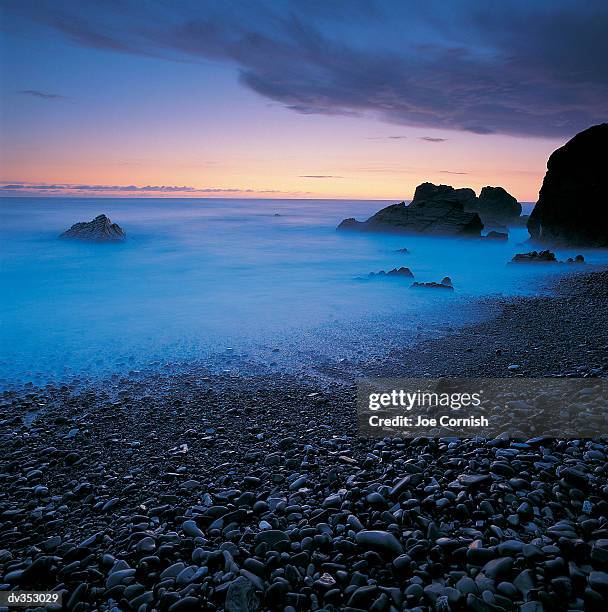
(484, 230), (509, 240)
(511, 250), (557, 263)
(368, 267), (414, 278)
(60, 214), (126, 242)
(411, 277), (454, 290)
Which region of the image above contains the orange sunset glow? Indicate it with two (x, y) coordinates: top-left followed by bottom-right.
(1, 1), (593, 201)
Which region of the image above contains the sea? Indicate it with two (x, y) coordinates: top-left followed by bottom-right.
(1, 197), (604, 388)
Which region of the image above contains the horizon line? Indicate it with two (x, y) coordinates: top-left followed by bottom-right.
(0, 195), (538, 203)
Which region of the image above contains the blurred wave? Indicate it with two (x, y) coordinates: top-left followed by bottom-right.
(0, 197), (601, 386)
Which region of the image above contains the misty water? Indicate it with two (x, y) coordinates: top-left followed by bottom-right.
(1, 197), (604, 387)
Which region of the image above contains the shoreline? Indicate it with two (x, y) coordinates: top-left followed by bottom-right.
(361, 267), (608, 380)
(0, 262), (585, 393)
(1, 269), (607, 610)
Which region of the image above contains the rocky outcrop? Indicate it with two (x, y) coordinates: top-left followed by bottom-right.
(436, 183), (523, 225)
(368, 267), (414, 278)
(412, 277), (454, 290)
(474, 187), (522, 224)
(511, 250), (557, 263)
(337, 181), (528, 235)
(338, 183), (483, 237)
(527, 123), (608, 246)
(413, 183), (477, 210)
(484, 231), (509, 240)
(60, 214), (126, 242)
(511, 251), (586, 264)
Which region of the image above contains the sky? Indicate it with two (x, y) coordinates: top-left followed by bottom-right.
(1, 0), (606, 201)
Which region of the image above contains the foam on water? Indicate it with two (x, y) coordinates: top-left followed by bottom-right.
(1, 197), (604, 386)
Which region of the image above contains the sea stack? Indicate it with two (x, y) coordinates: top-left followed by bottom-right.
(337, 182), (483, 237)
(474, 186), (522, 225)
(527, 123), (608, 246)
(409, 183), (522, 226)
(60, 214), (126, 242)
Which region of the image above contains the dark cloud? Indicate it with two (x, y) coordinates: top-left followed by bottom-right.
(366, 136), (408, 140)
(4, 0), (608, 137)
(299, 175), (344, 179)
(18, 89), (66, 100)
(420, 137), (447, 143)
